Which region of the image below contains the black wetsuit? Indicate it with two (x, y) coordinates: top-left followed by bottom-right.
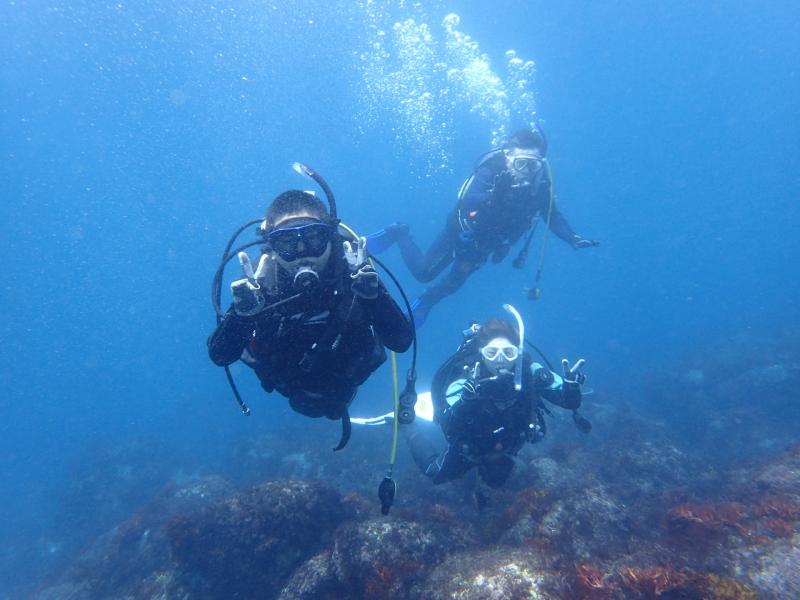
(399, 151), (579, 312)
(208, 254), (412, 420)
(408, 354), (580, 488)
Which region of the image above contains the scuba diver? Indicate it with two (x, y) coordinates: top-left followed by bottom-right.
(208, 165), (413, 451)
(368, 126), (599, 327)
(405, 305), (590, 498)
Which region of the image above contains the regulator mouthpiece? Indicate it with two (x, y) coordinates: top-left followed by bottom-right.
(293, 266), (320, 291)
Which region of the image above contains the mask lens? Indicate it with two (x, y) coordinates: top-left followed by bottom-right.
(502, 346), (519, 361)
(513, 156), (542, 174)
(268, 223), (332, 260)
(481, 346), (500, 360)
(481, 344), (518, 362)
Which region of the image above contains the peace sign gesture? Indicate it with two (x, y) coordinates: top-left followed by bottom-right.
(561, 358), (587, 385)
(231, 252), (269, 316)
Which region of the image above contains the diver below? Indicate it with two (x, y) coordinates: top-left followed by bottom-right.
(405, 307), (590, 506)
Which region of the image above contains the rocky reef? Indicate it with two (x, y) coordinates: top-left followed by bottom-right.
(27, 333), (800, 598)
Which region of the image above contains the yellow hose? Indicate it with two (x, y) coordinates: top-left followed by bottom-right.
(389, 351), (400, 466)
(338, 222), (401, 470)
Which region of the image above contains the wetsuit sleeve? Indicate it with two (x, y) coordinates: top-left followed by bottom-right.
(534, 175), (578, 245)
(361, 282), (413, 353)
(207, 308), (256, 367)
(529, 362), (581, 410)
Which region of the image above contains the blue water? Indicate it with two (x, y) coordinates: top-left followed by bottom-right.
(1, 0), (798, 593)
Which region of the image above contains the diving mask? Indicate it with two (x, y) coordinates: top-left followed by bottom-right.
(265, 220), (334, 262)
(480, 342), (519, 362)
(480, 337), (519, 377)
(505, 149), (544, 185)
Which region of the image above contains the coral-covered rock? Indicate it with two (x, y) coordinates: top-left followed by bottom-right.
(35, 476), (233, 599)
(277, 550), (347, 600)
(421, 549), (558, 600)
(167, 479), (351, 599)
(735, 536), (800, 599)
(328, 517), (474, 599)
(519, 482), (631, 562)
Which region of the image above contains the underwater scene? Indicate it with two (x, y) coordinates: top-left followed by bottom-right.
(2, 0), (799, 598)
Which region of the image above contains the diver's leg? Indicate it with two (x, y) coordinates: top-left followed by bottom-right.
(397, 212), (461, 282)
(411, 257), (481, 327)
(478, 455), (516, 489)
(405, 420), (441, 474)
(430, 446), (473, 485)
(365, 223), (410, 255)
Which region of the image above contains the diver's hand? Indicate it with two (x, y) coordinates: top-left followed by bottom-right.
(481, 371), (516, 398)
(493, 170), (514, 195)
(561, 358), (587, 387)
(572, 235), (600, 249)
(461, 378), (480, 401)
(231, 252), (269, 316)
(345, 236), (380, 299)
(351, 264), (380, 299)
(343, 235), (368, 271)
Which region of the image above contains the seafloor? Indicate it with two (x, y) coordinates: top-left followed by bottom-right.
(28, 332), (800, 599)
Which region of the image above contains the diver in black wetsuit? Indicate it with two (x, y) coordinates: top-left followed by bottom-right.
(406, 313), (589, 495)
(208, 187), (412, 449)
(368, 127), (599, 327)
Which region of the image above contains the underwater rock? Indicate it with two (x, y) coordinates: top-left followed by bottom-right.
(742, 445), (800, 499)
(167, 479), (351, 599)
(735, 535), (800, 599)
(330, 517), (474, 599)
(277, 550), (347, 600)
(35, 475), (233, 600)
(420, 548), (558, 600)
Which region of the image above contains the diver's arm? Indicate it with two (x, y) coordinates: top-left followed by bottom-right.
(530, 362), (581, 410)
(207, 308), (255, 366)
(535, 178), (578, 245)
(536, 181), (598, 249)
(363, 283), (413, 352)
(548, 202), (581, 246)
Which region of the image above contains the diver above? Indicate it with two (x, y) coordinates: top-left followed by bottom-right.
(368, 126), (599, 327)
(208, 176), (413, 450)
(406, 308), (590, 496)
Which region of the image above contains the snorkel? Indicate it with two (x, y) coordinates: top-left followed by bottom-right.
(291, 162), (339, 224)
(213, 163), (340, 319)
(502, 303), (525, 391)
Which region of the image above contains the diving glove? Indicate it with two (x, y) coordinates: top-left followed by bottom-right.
(344, 236), (380, 299)
(231, 252), (269, 316)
